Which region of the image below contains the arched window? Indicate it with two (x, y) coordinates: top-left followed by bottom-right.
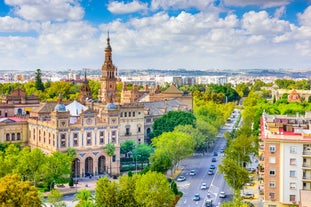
(17, 133), (21, 140)
(6, 133), (10, 141)
(11, 133), (15, 141)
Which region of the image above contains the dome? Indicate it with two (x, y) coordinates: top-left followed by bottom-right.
(54, 103), (66, 112)
(106, 103), (117, 110)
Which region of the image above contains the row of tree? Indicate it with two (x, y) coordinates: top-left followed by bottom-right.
(0, 144), (74, 191)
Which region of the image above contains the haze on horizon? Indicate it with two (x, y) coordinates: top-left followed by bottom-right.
(0, 0), (310, 71)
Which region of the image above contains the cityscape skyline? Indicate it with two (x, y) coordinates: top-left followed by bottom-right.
(0, 0), (310, 71)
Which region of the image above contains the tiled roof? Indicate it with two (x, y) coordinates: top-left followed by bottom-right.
(142, 99), (188, 116)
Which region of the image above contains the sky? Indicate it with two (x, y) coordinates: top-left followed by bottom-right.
(0, 0), (311, 71)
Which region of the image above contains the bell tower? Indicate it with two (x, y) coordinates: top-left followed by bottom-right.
(98, 33), (118, 104)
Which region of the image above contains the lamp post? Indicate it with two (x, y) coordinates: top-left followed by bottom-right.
(135, 154), (141, 173)
(75, 160), (80, 192)
(50, 180), (55, 191)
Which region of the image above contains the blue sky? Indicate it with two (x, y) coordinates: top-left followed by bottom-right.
(0, 0), (310, 71)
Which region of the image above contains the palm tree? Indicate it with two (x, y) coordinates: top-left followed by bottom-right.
(74, 189), (95, 207)
(104, 143), (115, 176)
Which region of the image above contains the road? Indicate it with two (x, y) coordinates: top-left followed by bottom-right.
(175, 110), (239, 207)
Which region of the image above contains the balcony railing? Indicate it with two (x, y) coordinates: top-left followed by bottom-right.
(303, 151), (311, 156)
(303, 163), (311, 168)
(302, 176), (311, 181)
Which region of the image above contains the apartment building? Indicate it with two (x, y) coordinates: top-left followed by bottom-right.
(260, 111), (311, 207)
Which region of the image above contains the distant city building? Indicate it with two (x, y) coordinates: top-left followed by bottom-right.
(260, 111), (311, 207)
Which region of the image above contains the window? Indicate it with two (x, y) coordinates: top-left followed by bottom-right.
(86, 132), (92, 145)
(269, 157), (276, 164)
(6, 133), (10, 141)
(11, 133), (15, 141)
(269, 169), (276, 175)
(129, 112), (131, 117)
(290, 146), (297, 154)
(290, 158), (296, 165)
(17, 133), (20, 140)
(120, 112), (123, 117)
(60, 134), (66, 147)
(269, 192), (275, 200)
(146, 118), (151, 123)
(269, 145), (276, 152)
(112, 155), (116, 162)
(290, 170), (296, 177)
(133, 112), (135, 117)
(124, 112), (127, 117)
(290, 182), (296, 189)
(289, 195), (296, 202)
(138, 126), (141, 133)
(125, 128), (130, 136)
(112, 130), (116, 143)
(73, 133), (78, 146)
(269, 182), (276, 188)
(99, 131), (104, 144)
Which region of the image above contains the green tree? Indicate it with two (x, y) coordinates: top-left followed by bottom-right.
(151, 110), (196, 138)
(95, 176), (119, 207)
(120, 140), (136, 157)
(0, 174), (41, 207)
(151, 131), (195, 176)
(75, 189), (95, 207)
(15, 147), (46, 186)
(48, 189), (66, 207)
(35, 69), (45, 91)
(117, 174), (140, 207)
(105, 143), (115, 176)
(132, 143), (153, 168)
(134, 171), (174, 207)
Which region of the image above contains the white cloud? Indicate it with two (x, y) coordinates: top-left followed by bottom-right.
(0, 16), (40, 32)
(274, 6), (286, 18)
(242, 11), (292, 35)
(223, 0), (290, 8)
(298, 6), (311, 27)
(4, 0), (84, 21)
(107, 1), (148, 14)
(151, 0), (215, 11)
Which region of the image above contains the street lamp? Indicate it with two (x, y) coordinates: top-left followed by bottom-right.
(136, 154), (141, 173)
(50, 180), (55, 191)
(75, 160), (80, 192)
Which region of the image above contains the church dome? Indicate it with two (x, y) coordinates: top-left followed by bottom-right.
(106, 103), (117, 110)
(54, 103), (66, 112)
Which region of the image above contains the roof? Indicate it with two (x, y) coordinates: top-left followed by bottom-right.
(66, 100), (87, 116)
(32, 102), (58, 113)
(142, 99), (189, 116)
(0, 117), (27, 123)
(162, 84), (183, 94)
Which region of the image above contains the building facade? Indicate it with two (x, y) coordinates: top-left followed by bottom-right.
(260, 111), (311, 207)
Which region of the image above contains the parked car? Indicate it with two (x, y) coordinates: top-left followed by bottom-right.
(219, 191), (226, 198)
(209, 164), (216, 169)
(245, 181), (255, 186)
(193, 193), (200, 201)
(212, 158), (217, 162)
(201, 183), (208, 190)
(176, 176), (186, 182)
(247, 167), (256, 173)
(190, 169), (196, 176)
(242, 192), (254, 199)
(207, 169), (214, 175)
(220, 148), (225, 153)
(213, 151), (218, 156)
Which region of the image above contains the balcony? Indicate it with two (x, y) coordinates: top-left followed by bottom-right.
(302, 176), (311, 181)
(303, 163), (311, 169)
(303, 151), (311, 157)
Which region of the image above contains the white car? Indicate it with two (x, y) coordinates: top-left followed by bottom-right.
(190, 169), (196, 176)
(201, 183), (208, 190)
(219, 191), (226, 198)
(176, 176), (186, 182)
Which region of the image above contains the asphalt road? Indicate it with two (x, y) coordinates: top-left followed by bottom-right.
(176, 110), (239, 207)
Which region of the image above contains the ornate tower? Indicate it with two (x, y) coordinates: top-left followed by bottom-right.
(79, 70), (91, 104)
(98, 33), (118, 104)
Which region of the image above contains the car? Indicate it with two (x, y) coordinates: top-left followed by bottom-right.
(245, 182), (255, 186)
(213, 151), (218, 156)
(209, 164), (216, 169)
(201, 183), (208, 190)
(242, 193), (254, 199)
(190, 169), (196, 176)
(205, 199), (213, 207)
(211, 158), (217, 162)
(247, 167), (256, 173)
(207, 169), (214, 175)
(219, 191), (226, 198)
(193, 193), (200, 201)
(176, 176), (186, 182)
(220, 148), (225, 153)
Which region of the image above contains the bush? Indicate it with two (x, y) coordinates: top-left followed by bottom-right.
(69, 177), (74, 187)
